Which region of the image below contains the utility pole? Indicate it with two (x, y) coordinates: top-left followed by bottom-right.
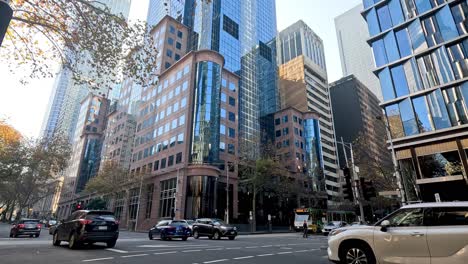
(174, 168), (180, 219)
(134, 172), (144, 231)
(0, 0), (13, 47)
(226, 161), (229, 224)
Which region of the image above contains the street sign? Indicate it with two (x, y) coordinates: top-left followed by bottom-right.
(435, 193), (441, 203)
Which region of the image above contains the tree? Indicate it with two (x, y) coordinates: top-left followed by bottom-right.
(1, 0), (158, 91)
(84, 160), (130, 197)
(85, 197), (107, 210)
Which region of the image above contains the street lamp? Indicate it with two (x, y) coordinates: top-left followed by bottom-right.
(0, 0), (13, 47)
(336, 137), (365, 223)
(376, 116), (407, 205)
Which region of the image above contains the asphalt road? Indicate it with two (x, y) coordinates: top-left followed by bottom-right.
(0, 223), (330, 264)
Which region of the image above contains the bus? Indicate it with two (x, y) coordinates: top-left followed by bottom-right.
(293, 208), (325, 233)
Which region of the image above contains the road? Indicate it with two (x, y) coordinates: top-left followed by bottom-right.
(0, 225), (330, 264)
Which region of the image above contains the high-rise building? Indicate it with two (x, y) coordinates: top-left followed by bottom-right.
(362, 0), (468, 202)
(330, 75), (391, 172)
(40, 0), (132, 141)
(335, 4), (382, 101)
(277, 20), (340, 200)
(147, 0), (185, 27)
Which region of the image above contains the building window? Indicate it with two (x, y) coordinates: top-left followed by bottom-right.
(372, 39), (388, 68)
(228, 144), (235, 154)
(113, 192), (125, 220)
(282, 115), (288, 123)
(399, 98), (418, 136)
(176, 152), (182, 164)
(276, 130), (281, 137)
(412, 96), (434, 133)
(145, 184), (154, 219)
(175, 54), (181, 61)
(221, 108), (226, 118)
(220, 142), (226, 152)
(391, 65), (410, 97)
(228, 128), (235, 138)
(159, 178), (176, 218)
(169, 25), (176, 34)
(177, 30), (183, 38)
(283, 127), (289, 135)
(176, 42), (182, 50)
(177, 133), (184, 144)
(168, 37), (174, 45)
(168, 155), (174, 167)
(293, 116), (298, 123)
(154, 160), (159, 171)
(229, 96), (235, 106)
(128, 188), (139, 220)
(170, 136), (176, 147)
(161, 158), (167, 169)
(229, 112), (235, 122)
(275, 118), (281, 125)
(377, 5), (393, 32)
(366, 8), (381, 37)
(220, 125), (226, 135)
(418, 151), (463, 179)
(221, 93), (227, 102)
(223, 15), (239, 39)
(165, 62), (171, 69)
(167, 49), (173, 58)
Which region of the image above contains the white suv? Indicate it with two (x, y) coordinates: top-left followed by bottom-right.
(327, 202), (468, 264)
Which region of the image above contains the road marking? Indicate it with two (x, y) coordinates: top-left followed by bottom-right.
(226, 247), (241, 250)
(82, 257), (114, 262)
(203, 259), (228, 263)
(277, 252), (293, 255)
(280, 247), (292, 250)
(261, 245), (273, 247)
(295, 250), (309, 253)
(154, 251), (177, 255)
(182, 249), (202, 252)
(233, 256), (254, 260)
(105, 248), (129, 253)
(245, 246), (258, 248)
(257, 253), (274, 257)
(206, 248), (223, 251)
(121, 254), (149, 258)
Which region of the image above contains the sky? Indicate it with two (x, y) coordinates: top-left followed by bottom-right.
(0, 0), (362, 138)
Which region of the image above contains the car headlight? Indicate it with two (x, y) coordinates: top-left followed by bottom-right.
(329, 229), (347, 237)
(233, 227), (237, 231)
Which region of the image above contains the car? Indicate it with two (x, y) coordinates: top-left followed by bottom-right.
(327, 202), (468, 264)
(9, 219), (42, 238)
(322, 221), (347, 236)
(186, 220), (195, 230)
(46, 219), (57, 228)
(52, 210), (119, 249)
(192, 218), (237, 240)
(148, 220), (191, 241)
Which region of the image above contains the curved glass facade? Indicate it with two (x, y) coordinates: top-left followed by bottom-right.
(185, 176), (217, 219)
(303, 118), (324, 192)
(191, 61), (222, 164)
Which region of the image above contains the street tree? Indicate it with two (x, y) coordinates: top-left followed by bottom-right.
(2, 0), (158, 91)
(84, 160), (131, 198)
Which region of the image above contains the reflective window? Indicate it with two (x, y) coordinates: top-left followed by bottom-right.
(447, 40), (468, 79)
(451, 2), (468, 35)
(389, 0), (405, 25)
(384, 208), (424, 227)
(418, 151), (463, 178)
(373, 39), (388, 67)
(220, 142), (225, 152)
(404, 58), (425, 92)
(366, 8), (381, 36)
(391, 65), (410, 97)
(417, 54), (440, 88)
(377, 5), (393, 32)
(432, 47), (455, 85)
(422, 16), (443, 47)
(400, 0), (418, 20)
(221, 93), (227, 102)
(412, 96), (434, 132)
(415, 0), (432, 14)
(379, 68), (396, 101)
(395, 28), (412, 57)
(228, 128), (235, 138)
(363, 0), (375, 9)
(435, 6), (459, 42)
(427, 89), (451, 129)
(400, 98), (418, 136)
(229, 112), (236, 122)
(221, 108), (226, 118)
(408, 19), (428, 53)
(220, 125), (226, 135)
(386, 104), (405, 138)
(443, 87), (468, 126)
(460, 82), (468, 113)
(384, 32), (400, 62)
(426, 207), (468, 226)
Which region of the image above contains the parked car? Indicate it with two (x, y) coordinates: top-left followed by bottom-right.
(192, 218), (237, 240)
(328, 202), (468, 264)
(322, 221), (347, 236)
(186, 220), (195, 230)
(9, 219), (42, 238)
(148, 220), (191, 241)
(52, 210), (119, 249)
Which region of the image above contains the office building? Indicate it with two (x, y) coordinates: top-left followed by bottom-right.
(147, 0), (185, 27)
(58, 94), (110, 216)
(41, 0), (131, 141)
(335, 4), (382, 101)
(277, 20), (340, 200)
(362, 0), (468, 201)
(330, 75), (392, 174)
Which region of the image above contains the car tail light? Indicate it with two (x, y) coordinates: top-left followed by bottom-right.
(79, 219), (93, 225)
(18, 224), (25, 229)
(37, 224), (42, 229)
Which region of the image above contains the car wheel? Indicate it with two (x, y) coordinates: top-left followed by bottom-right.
(213, 231), (221, 240)
(340, 243), (376, 264)
(182, 237), (188, 241)
(193, 230), (200, 239)
(106, 239), (117, 248)
(35, 234), (40, 238)
(160, 232), (166, 241)
(68, 232), (79, 249)
(228, 236), (235, 240)
(53, 232), (61, 246)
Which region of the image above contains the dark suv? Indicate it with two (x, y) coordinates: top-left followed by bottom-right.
(52, 210), (119, 249)
(192, 218), (237, 240)
(10, 219), (42, 238)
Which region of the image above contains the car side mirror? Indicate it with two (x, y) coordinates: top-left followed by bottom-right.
(380, 220), (390, 232)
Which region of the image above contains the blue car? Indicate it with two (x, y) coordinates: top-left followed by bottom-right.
(148, 220), (191, 241)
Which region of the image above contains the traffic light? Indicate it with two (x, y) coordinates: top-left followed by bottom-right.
(342, 167), (354, 202)
(360, 178), (377, 201)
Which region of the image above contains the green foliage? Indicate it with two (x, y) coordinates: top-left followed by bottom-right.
(85, 198), (107, 210)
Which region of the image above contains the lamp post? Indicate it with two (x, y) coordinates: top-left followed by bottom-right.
(0, 0), (13, 47)
(337, 137), (365, 223)
(376, 116), (407, 205)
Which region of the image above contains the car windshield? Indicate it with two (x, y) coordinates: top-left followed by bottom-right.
(295, 214), (309, 222)
(170, 222), (188, 227)
(213, 220), (226, 226)
(186, 220), (195, 224)
(86, 213), (116, 221)
(22, 220), (39, 224)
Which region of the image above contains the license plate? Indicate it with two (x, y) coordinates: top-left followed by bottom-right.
(98, 226), (107, 230)
(230, 231), (234, 234)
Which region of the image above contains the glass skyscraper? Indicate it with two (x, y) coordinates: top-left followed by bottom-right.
(363, 0), (468, 202)
(147, 0), (185, 27)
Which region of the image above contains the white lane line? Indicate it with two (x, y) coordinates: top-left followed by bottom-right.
(257, 253), (274, 257)
(295, 250), (309, 253)
(154, 251), (177, 255)
(245, 246), (258, 248)
(261, 245), (273, 248)
(277, 252), (293, 255)
(105, 248), (129, 253)
(203, 259), (228, 263)
(183, 249), (202, 253)
(121, 254), (149, 258)
(82, 257), (114, 262)
(233, 256), (254, 260)
(206, 248), (223, 251)
(226, 247), (241, 250)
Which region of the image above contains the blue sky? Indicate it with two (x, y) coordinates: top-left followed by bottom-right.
(0, 0), (363, 138)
